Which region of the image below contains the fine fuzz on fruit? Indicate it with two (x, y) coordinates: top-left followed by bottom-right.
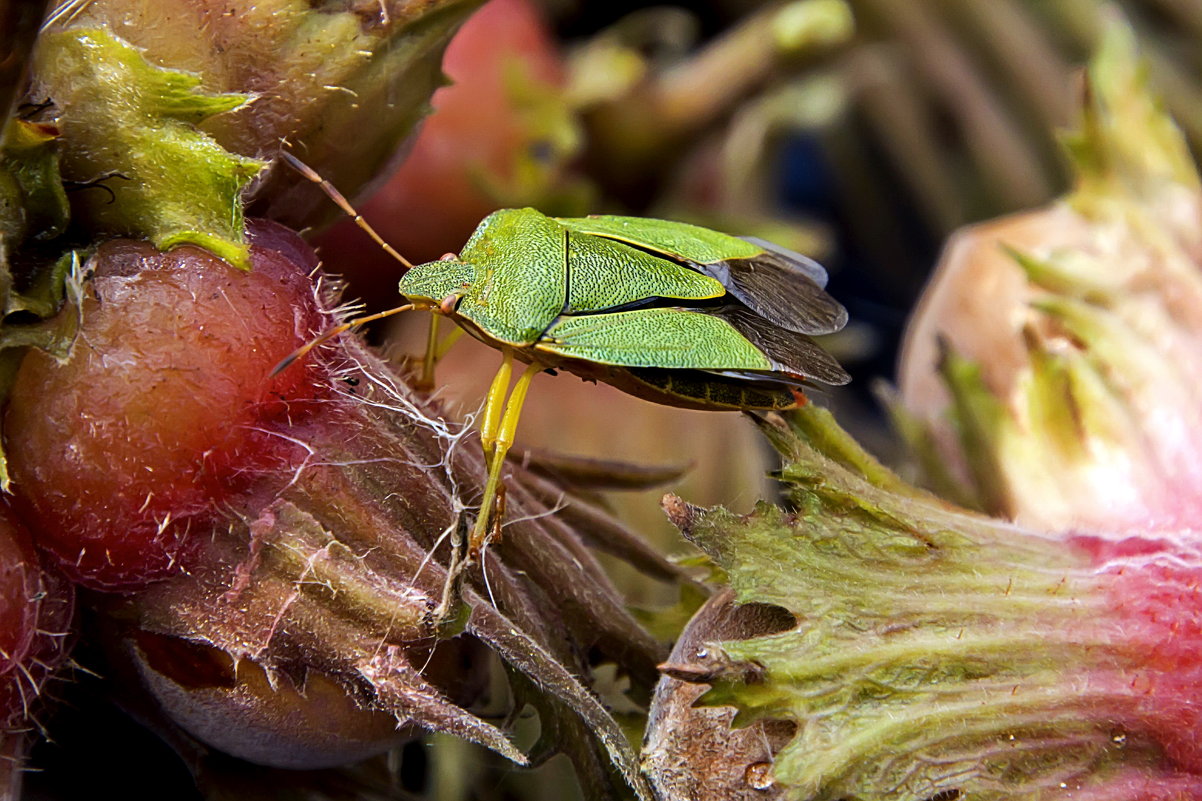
(5, 221), (329, 589)
(0, 500), (73, 801)
(0, 501), (72, 732)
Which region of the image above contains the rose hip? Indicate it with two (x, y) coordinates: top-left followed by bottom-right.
(0, 496), (73, 725)
(0, 507), (45, 730)
(5, 221), (329, 590)
(0, 499), (73, 801)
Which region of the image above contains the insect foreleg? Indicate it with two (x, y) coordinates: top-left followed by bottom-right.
(434, 325), (465, 361)
(417, 314), (467, 389)
(417, 314), (441, 390)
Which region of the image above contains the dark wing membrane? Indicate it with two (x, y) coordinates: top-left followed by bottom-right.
(739, 237), (830, 287)
(701, 249), (849, 336)
(713, 305), (851, 386)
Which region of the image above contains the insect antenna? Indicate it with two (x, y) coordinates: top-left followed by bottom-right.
(278, 151), (414, 271)
(271, 303), (416, 376)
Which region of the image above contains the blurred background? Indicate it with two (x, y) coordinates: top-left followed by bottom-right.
(21, 0), (1202, 798)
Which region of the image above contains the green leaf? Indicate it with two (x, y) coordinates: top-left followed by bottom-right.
(0, 119), (73, 324)
(0, 119), (70, 251)
(32, 28), (263, 268)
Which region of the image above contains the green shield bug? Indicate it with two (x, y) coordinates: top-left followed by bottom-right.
(276, 153), (850, 604)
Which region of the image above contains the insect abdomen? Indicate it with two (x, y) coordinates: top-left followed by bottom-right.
(602, 366), (799, 411)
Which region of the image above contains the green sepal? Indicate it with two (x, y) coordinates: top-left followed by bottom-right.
(1061, 19), (1200, 212)
(0, 119), (70, 250)
(0, 350), (23, 492)
(6, 249), (78, 320)
(33, 28), (263, 269)
(873, 380), (982, 511)
(0, 118), (73, 323)
(668, 406), (1143, 801)
(1004, 244), (1119, 304)
(936, 346), (1015, 517)
(0, 250), (85, 491)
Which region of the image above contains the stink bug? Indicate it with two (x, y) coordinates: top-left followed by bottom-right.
(277, 153), (849, 599)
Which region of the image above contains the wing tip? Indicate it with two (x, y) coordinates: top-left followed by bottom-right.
(739, 236), (831, 288)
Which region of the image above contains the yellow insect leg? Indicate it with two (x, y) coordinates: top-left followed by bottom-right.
(478, 351), (513, 466)
(417, 315), (466, 389)
(435, 325), (465, 361)
(417, 314), (441, 390)
(469, 361), (540, 556)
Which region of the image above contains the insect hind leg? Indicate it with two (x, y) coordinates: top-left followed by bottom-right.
(478, 352), (513, 465)
(470, 360), (540, 556)
(431, 359), (538, 631)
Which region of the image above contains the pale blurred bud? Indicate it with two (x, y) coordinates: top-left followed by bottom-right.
(897, 20), (1202, 534)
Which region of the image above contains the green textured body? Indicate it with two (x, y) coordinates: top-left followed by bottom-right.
(399, 207), (849, 410)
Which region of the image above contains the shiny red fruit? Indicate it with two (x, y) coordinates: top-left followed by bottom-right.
(0, 501), (72, 731)
(5, 221), (329, 590)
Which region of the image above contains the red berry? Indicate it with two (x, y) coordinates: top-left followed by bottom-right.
(5, 221), (329, 589)
(0, 501), (72, 731)
(0, 511), (42, 727)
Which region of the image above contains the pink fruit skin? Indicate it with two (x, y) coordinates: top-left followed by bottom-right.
(0, 509), (39, 716)
(0, 506), (47, 732)
(1066, 533), (1202, 795)
(0, 499), (73, 735)
(1, 567), (70, 801)
(5, 221), (330, 590)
